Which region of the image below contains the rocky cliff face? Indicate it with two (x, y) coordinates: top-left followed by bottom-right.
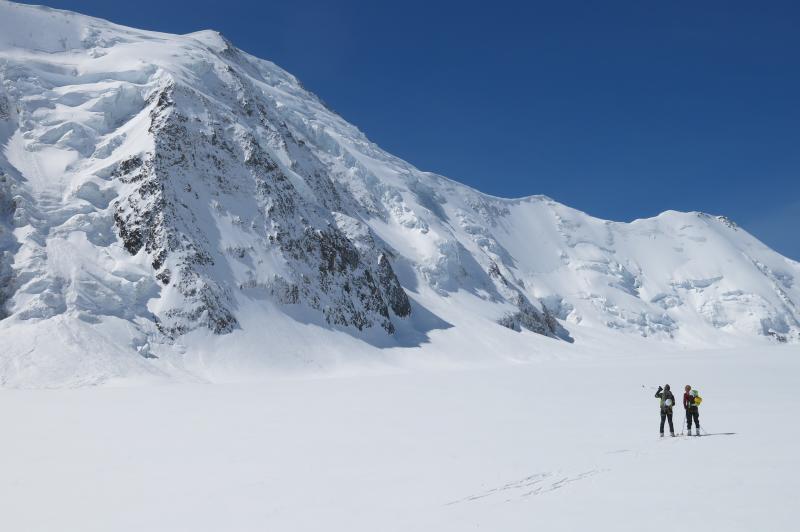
(109, 72), (416, 338)
(0, 1), (798, 386)
(0, 168), (14, 320)
(0, 90), (18, 320)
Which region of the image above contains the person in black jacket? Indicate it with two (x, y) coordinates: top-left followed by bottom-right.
(655, 384), (676, 437)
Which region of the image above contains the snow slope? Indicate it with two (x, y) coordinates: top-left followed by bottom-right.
(0, 1), (799, 386)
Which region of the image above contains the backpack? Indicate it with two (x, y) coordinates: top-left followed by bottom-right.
(659, 391), (674, 409)
(691, 390), (702, 406)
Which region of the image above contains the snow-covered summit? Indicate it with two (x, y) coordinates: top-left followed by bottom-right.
(1, 1), (798, 386)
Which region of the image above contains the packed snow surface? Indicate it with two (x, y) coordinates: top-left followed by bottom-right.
(0, 0), (799, 388)
(1, 344), (797, 531)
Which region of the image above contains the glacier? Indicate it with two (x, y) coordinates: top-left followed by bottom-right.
(0, 1), (799, 386)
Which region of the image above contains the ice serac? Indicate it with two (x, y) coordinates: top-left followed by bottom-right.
(0, 1), (798, 385)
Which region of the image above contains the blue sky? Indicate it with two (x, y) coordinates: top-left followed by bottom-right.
(25, 0), (800, 259)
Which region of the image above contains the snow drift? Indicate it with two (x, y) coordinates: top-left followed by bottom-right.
(0, 1), (798, 386)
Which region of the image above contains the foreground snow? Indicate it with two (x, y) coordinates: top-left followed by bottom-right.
(2, 345), (797, 531)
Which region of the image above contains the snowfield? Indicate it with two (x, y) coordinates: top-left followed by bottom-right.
(2, 344), (797, 531)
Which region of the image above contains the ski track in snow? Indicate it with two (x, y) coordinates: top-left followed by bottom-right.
(445, 429), (738, 507)
(446, 469), (607, 505)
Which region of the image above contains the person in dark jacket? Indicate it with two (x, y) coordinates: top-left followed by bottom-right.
(684, 384), (700, 436)
(655, 384), (676, 437)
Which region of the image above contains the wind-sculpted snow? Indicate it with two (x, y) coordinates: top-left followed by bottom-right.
(0, 1), (798, 385)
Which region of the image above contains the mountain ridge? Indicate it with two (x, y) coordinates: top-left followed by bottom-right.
(0, 1), (798, 387)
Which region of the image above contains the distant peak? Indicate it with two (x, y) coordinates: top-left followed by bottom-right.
(184, 29), (229, 51)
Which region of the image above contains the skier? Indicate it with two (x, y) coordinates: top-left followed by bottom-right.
(684, 385), (701, 436)
(655, 384), (675, 437)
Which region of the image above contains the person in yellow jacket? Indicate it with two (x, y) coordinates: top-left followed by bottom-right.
(683, 385), (702, 436)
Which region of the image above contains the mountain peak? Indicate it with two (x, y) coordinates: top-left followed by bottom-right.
(0, 1), (798, 386)
(184, 29), (229, 50)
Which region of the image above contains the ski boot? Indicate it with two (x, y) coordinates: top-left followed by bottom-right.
(695, 427), (700, 436)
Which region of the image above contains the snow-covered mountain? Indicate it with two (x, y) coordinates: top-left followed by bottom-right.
(1, 1), (798, 386)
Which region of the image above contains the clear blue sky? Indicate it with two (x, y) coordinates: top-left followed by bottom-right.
(24, 0), (800, 259)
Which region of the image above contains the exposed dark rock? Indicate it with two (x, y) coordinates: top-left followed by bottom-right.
(377, 253), (411, 318)
(489, 261), (572, 342)
(0, 171), (16, 319)
(108, 77), (415, 339)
